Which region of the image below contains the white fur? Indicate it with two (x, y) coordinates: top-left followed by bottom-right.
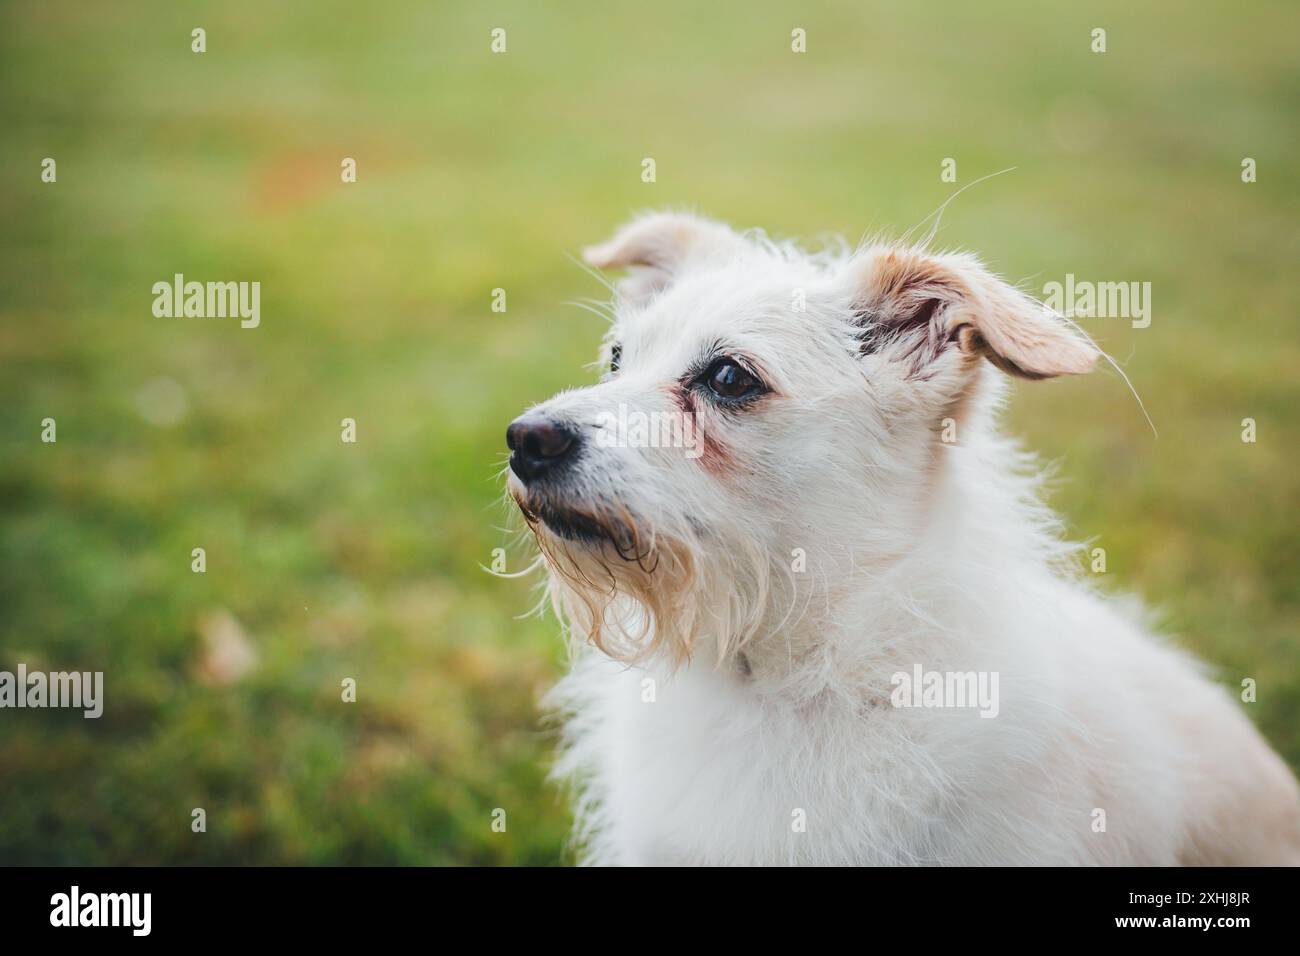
(509, 212), (1300, 866)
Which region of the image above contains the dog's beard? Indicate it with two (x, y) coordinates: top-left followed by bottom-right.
(513, 488), (776, 667)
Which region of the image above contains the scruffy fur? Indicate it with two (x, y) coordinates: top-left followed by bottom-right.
(507, 211), (1300, 866)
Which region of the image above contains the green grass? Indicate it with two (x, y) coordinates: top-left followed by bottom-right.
(1, 0), (1297, 864)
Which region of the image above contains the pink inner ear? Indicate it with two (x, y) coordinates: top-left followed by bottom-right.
(856, 246), (1099, 380)
(860, 251), (965, 330)
(853, 249), (966, 369)
(900, 295), (942, 334)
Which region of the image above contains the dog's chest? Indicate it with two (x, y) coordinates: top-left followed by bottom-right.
(563, 658), (966, 866)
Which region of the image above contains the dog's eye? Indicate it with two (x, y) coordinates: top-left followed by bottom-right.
(608, 343), (622, 374)
(703, 358), (763, 401)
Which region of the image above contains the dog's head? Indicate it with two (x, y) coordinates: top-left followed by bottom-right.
(507, 212), (1097, 665)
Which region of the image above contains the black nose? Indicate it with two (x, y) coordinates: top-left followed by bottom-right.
(507, 416), (580, 483)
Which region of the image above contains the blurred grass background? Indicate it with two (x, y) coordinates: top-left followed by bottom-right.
(0, 0), (1296, 864)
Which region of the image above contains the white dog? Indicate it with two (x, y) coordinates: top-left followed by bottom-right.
(505, 211), (1300, 865)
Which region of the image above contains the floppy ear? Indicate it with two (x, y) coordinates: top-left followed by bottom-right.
(584, 211), (741, 304)
(852, 245), (1099, 379)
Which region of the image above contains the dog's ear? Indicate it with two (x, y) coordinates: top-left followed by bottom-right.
(584, 212), (741, 304)
(851, 245), (1099, 379)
